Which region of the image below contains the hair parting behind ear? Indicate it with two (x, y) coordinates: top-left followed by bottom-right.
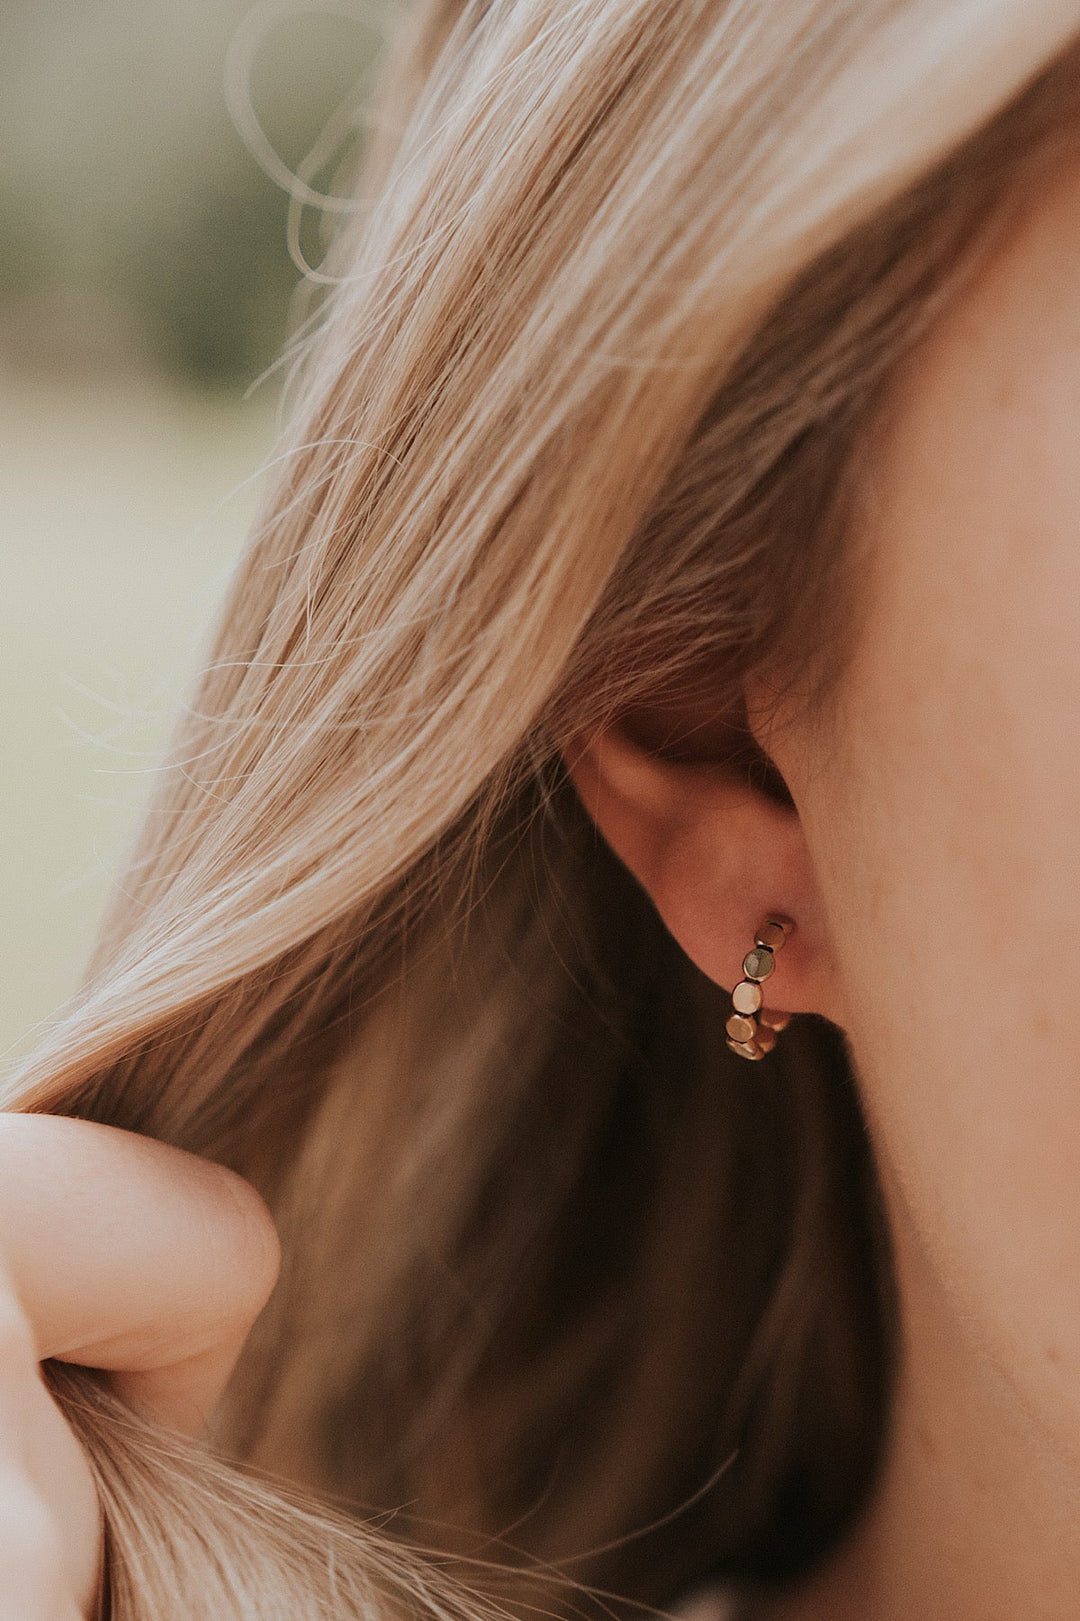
(12, 3), (1080, 1617)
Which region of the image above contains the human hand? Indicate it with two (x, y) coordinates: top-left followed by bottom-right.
(0, 1114), (280, 1619)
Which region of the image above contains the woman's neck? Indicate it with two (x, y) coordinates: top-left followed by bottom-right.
(760, 1172), (1080, 1621)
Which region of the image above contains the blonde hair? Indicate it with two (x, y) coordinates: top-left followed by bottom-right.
(13, 2), (1080, 1614)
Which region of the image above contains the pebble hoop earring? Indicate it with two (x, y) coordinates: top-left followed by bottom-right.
(725, 915), (795, 1061)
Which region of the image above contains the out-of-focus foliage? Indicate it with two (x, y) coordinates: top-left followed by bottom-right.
(0, 0), (391, 386)
(0, 2), (398, 1058)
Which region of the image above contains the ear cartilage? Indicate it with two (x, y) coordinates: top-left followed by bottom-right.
(725, 916), (794, 1061)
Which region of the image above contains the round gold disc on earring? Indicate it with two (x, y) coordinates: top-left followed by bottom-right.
(758, 1007), (791, 1033)
(742, 946), (775, 982)
(726, 1037), (765, 1061)
(731, 980), (763, 1015)
(725, 1013), (757, 1043)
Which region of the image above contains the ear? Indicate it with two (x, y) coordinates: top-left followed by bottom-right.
(565, 719), (843, 1025)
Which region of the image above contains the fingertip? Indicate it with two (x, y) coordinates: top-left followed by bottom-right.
(210, 1165), (282, 1329)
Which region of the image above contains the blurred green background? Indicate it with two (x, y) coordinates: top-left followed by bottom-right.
(1, 0), (394, 1064)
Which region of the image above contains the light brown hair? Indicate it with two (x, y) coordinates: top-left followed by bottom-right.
(14, 3), (1080, 1615)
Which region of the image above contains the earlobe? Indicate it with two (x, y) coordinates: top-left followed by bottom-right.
(565, 724), (838, 1022)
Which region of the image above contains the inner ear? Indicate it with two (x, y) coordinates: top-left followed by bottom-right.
(617, 690), (796, 809)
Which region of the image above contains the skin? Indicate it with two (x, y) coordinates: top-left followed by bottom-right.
(572, 139), (1080, 1618)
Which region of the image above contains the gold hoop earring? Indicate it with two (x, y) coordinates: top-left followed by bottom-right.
(725, 916), (794, 1061)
